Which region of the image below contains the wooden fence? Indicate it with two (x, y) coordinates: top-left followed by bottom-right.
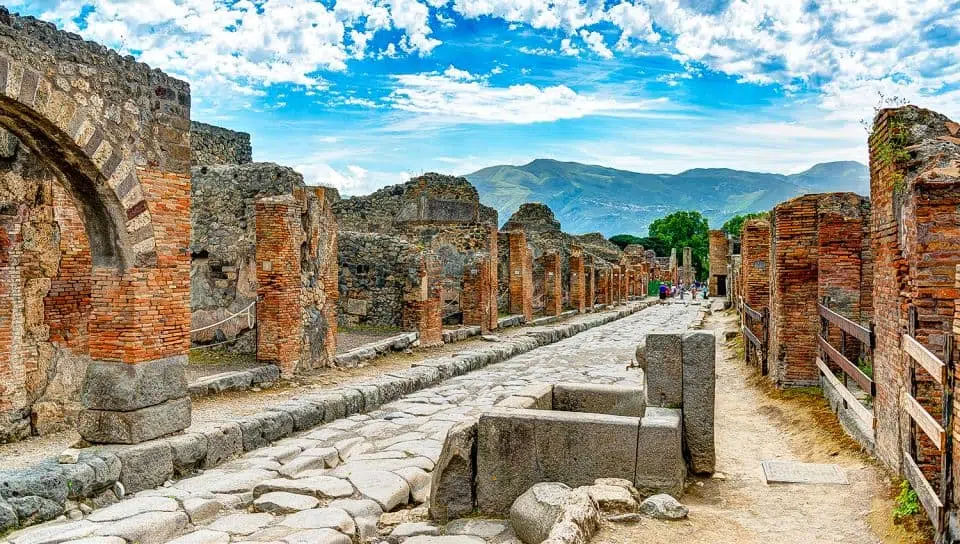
(816, 302), (876, 432)
(739, 296), (768, 374)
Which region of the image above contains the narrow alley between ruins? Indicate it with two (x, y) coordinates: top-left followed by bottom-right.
(5, 301), (700, 544)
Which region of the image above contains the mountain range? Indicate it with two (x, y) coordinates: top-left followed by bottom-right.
(465, 159), (869, 237)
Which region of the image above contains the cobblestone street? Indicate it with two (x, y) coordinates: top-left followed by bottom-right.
(5, 302), (701, 544)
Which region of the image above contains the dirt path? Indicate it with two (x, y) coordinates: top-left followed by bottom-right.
(593, 309), (930, 544)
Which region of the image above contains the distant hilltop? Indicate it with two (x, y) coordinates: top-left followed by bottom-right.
(465, 159), (868, 236)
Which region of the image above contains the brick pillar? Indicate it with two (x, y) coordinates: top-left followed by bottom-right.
(256, 195), (304, 377)
(542, 252), (562, 316)
(683, 247), (693, 285)
(507, 231), (533, 321)
(620, 264), (628, 301)
(868, 106), (960, 481)
(767, 195), (820, 387)
(403, 251), (443, 347)
(585, 254), (595, 309)
(611, 266), (621, 304)
(741, 219), (771, 349)
(709, 231), (729, 297)
(462, 252), (493, 333)
(487, 225), (499, 332)
(817, 195), (871, 363)
(569, 248), (585, 312)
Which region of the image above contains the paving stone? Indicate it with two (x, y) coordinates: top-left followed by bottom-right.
(328, 498), (382, 541)
(7, 520), (97, 544)
(251, 445), (303, 463)
(347, 470), (410, 511)
(509, 482), (571, 544)
(173, 468), (277, 495)
(390, 521), (439, 538)
(585, 484), (637, 514)
(253, 476), (354, 499)
(394, 466), (431, 504)
(62, 538), (126, 544)
(254, 491), (320, 513)
(207, 512), (275, 535)
(182, 497), (223, 523)
(639, 493), (688, 520)
(281, 528), (351, 544)
(93, 511), (189, 544)
(166, 529), (231, 544)
(85, 495), (179, 522)
(402, 537), (485, 544)
(281, 506), (355, 534)
(445, 518), (512, 539)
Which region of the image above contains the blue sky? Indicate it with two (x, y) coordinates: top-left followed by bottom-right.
(14, 0), (960, 195)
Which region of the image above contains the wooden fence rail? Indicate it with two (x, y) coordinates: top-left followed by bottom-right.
(739, 296), (768, 375)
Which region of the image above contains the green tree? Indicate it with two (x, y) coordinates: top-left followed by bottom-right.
(648, 211), (710, 280)
(608, 234), (669, 256)
(721, 212), (768, 237)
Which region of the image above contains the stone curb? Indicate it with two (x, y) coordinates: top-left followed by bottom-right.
(187, 365), (280, 398)
(0, 301), (654, 535)
(333, 332), (419, 368)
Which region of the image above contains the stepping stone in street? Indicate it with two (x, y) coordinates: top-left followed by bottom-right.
(760, 460), (849, 485)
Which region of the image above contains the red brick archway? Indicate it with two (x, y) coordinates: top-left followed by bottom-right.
(0, 15), (193, 443)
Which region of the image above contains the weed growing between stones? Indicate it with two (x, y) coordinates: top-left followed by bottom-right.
(893, 480), (921, 523)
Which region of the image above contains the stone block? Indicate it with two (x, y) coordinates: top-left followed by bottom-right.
(81, 357), (188, 411)
(267, 401), (324, 432)
(201, 423), (242, 468)
(476, 408), (638, 516)
(643, 334), (682, 408)
(238, 411), (294, 451)
(509, 482), (571, 544)
(249, 365), (280, 386)
(635, 408), (684, 497)
(116, 441), (174, 493)
(78, 396), (191, 444)
(682, 331), (716, 474)
(429, 420), (477, 522)
(167, 433), (208, 476)
(553, 383), (644, 417)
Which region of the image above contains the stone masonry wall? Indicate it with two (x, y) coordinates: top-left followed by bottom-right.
(191, 163), (307, 348)
(338, 232), (422, 328)
(543, 251), (562, 316)
(569, 247), (585, 312)
(190, 121), (252, 166)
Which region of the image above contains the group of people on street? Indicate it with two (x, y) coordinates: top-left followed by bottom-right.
(658, 280), (709, 300)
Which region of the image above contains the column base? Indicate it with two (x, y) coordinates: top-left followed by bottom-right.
(78, 396), (191, 444)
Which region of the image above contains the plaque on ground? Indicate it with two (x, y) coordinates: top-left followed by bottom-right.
(760, 460), (849, 485)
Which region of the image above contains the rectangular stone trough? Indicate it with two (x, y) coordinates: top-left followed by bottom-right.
(474, 383), (684, 516)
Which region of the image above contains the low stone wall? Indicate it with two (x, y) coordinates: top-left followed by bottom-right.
(337, 232), (424, 328)
(190, 121), (252, 167)
(0, 301), (654, 535)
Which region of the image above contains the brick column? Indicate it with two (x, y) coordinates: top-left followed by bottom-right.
(255, 195), (304, 377)
(0, 210), (28, 442)
(767, 195), (820, 387)
(585, 254), (595, 310)
(462, 252), (494, 333)
(741, 219), (771, 351)
(403, 251), (443, 347)
(709, 231), (729, 297)
(543, 251), (562, 316)
(569, 248), (585, 312)
(507, 231), (533, 321)
(683, 247), (693, 285)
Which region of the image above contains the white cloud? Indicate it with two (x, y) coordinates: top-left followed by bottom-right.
(296, 160), (407, 195)
(443, 65), (477, 81)
(386, 69), (668, 123)
(606, 1), (659, 48)
(518, 46), (556, 56)
(579, 30), (613, 59)
(560, 38), (580, 56)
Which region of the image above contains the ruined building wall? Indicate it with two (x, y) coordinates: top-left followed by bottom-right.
(543, 252), (562, 316)
(190, 121), (253, 166)
(708, 230), (729, 296)
(255, 188), (337, 376)
(190, 163), (306, 350)
(868, 107), (960, 486)
(767, 193), (871, 388)
(740, 219), (771, 313)
(0, 134), (96, 440)
(338, 232), (422, 328)
(333, 174), (497, 329)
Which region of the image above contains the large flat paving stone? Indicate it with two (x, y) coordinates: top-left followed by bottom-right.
(281, 506), (355, 534)
(253, 476), (354, 499)
(347, 470), (410, 511)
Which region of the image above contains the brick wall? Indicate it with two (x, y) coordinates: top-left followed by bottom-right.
(868, 107), (960, 490)
(255, 196), (304, 377)
(740, 218), (771, 313)
(403, 252), (443, 346)
(45, 184), (91, 352)
(569, 247), (585, 312)
(507, 231), (533, 321)
(462, 252), (494, 333)
(767, 195), (820, 387)
(543, 252), (562, 316)
(709, 230), (729, 297)
(585, 254), (595, 309)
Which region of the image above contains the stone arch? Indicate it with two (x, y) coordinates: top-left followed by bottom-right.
(0, 56), (155, 269)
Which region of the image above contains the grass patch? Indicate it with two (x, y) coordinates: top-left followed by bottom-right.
(339, 323), (403, 335)
(188, 349), (256, 366)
